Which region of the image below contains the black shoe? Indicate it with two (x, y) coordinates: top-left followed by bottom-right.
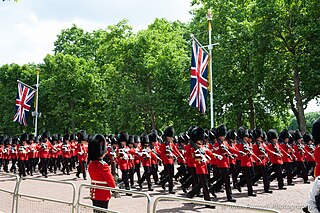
(236, 184), (241, 192)
(265, 190), (273, 194)
(227, 197), (236, 202)
(45, 175), (48, 178)
(304, 181), (310, 184)
(138, 182), (143, 189)
(288, 183), (295, 186)
(148, 188), (154, 191)
(161, 183), (165, 190)
(205, 205), (216, 209)
(84, 178), (87, 180)
(248, 193), (257, 197)
(76, 174), (80, 178)
(181, 186), (187, 194)
(169, 191), (175, 194)
(126, 193), (132, 196)
(279, 187), (287, 190)
(186, 193), (193, 198)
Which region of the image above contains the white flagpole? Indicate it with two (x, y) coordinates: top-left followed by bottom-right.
(207, 9), (214, 128)
(35, 68), (40, 137)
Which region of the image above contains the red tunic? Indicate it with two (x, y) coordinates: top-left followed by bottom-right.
(266, 143), (283, 165)
(279, 143), (293, 163)
(238, 143), (254, 167)
(252, 143), (268, 166)
(60, 143), (71, 158)
(117, 147), (130, 170)
(160, 142), (181, 165)
(191, 147), (210, 174)
(77, 144), (88, 162)
(184, 144), (195, 167)
(17, 144), (29, 161)
(10, 145), (18, 160)
(27, 143), (37, 159)
(293, 144), (305, 162)
(88, 160), (116, 201)
(36, 141), (53, 159)
(213, 141), (230, 168)
(314, 145), (320, 177)
(305, 145), (315, 162)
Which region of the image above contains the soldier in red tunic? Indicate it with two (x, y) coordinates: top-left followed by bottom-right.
(252, 128), (273, 193)
(76, 130), (88, 180)
(60, 133), (71, 175)
(159, 126), (183, 194)
(17, 133), (29, 177)
(36, 132), (53, 178)
(210, 125), (236, 202)
(265, 129), (286, 190)
(303, 132), (315, 177)
(292, 130), (310, 183)
(116, 132), (131, 193)
(312, 119), (320, 177)
(88, 134), (116, 212)
(186, 126), (215, 208)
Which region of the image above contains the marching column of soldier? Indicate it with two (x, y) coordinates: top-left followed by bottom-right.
(0, 120), (320, 204)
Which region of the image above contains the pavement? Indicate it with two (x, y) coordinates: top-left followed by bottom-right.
(0, 168), (313, 213)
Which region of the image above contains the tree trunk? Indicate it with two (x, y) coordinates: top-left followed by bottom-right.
(236, 110), (242, 129)
(248, 96), (256, 129)
(293, 64), (307, 133)
(151, 111), (156, 130)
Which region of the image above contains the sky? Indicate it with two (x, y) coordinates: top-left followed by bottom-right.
(0, 0), (318, 112)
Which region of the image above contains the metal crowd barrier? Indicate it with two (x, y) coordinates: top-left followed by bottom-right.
(77, 183), (152, 213)
(0, 173), (19, 213)
(15, 177), (76, 213)
(152, 196), (281, 213)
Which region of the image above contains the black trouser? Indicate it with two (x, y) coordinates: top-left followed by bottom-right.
(28, 158), (35, 175)
(181, 166), (197, 190)
(151, 164), (159, 183)
(61, 158), (70, 174)
(138, 166), (152, 189)
(18, 160), (27, 177)
(229, 163), (238, 187)
(271, 164), (284, 188)
(282, 162), (293, 184)
(253, 165), (269, 192)
(77, 160), (87, 179)
(162, 164), (174, 192)
(49, 158), (58, 173)
(306, 161), (315, 177)
(3, 159), (9, 172)
(121, 169), (130, 190)
(186, 174), (211, 201)
(293, 161), (308, 182)
(238, 167), (254, 195)
(92, 200), (109, 213)
(174, 164), (187, 180)
(129, 167), (135, 186)
(212, 167), (232, 199)
(40, 158), (48, 176)
(10, 159), (17, 173)
(134, 163), (141, 182)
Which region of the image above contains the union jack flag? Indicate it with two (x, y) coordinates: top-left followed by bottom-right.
(13, 82), (36, 126)
(189, 39), (209, 114)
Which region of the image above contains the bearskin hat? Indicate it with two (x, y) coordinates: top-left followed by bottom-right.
(190, 126), (205, 142)
(238, 127), (249, 139)
(140, 134), (149, 145)
(51, 134), (58, 141)
(3, 136), (12, 146)
(252, 128), (263, 140)
(163, 126), (174, 137)
(148, 132), (157, 143)
(267, 129), (278, 141)
(41, 131), (49, 142)
(279, 129), (291, 141)
(110, 136), (118, 145)
(63, 133), (70, 142)
(70, 133), (77, 141)
(216, 125), (227, 137)
(88, 134), (107, 161)
(292, 130), (303, 141)
(178, 134), (186, 144)
(77, 130), (87, 142)
(312, 119), (320, 145)
(20, 133), (29, 142)
(226, 129), (237, 140)
(117, 132), (129, 143)
(127, 135), (134, 145)
(133, 135), (140, 143)
(12, 136), (19, 145)
(28, 133), (35, 141)
(303, 132), (313, 143)
(208, 129), (216, 141)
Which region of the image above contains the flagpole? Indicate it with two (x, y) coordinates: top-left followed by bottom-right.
(207, 9), (214, 128)
(35, 68), (40, 137)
